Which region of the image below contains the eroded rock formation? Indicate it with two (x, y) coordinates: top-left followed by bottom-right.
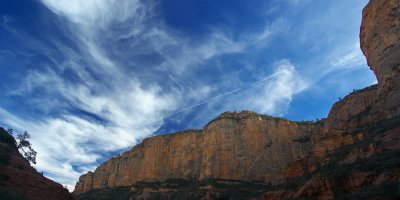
(360, 0), (400, 93)
(261, 0), (400, 199)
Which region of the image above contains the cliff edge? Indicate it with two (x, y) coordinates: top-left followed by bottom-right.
(74, 111), (322, 194)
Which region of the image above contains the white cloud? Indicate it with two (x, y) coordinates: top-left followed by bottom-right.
(250, 60), (309, 115)
(330, 42), (365, 69)
(162, 60), (309, 122)
(41, 0), (146, 27)
(0, 70), (176, 189)
(0, 0), (296, 192)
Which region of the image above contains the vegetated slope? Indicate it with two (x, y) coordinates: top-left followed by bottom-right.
(75, 0), (400, 199)
(0, 127), (75, 200)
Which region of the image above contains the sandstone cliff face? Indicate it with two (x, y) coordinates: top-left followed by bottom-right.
(309, 0), (400, 170)
(361, 0), (400, 92)
(88, 129), (203, 190)
(361, 0), (400, 120)
(262, 119), (400, 200)
(260, 0), (400, 199)
(322, 84), (378, 136)
(0, 128), (75, 200)
(74, 111), (322, 194)
(74, 0), (400, 199)
(199, 112), (320, 183)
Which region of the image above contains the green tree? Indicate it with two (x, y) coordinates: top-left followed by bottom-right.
(16, 131), (37, 165)
(6, 128), (13, 135)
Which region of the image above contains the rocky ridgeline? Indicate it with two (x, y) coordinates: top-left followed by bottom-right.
(74, 0), (400, 199)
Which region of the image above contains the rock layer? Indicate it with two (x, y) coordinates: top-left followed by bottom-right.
(74, 111), (322, 194)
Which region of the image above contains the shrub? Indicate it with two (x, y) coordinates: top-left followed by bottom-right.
(0, 127), (16, 148)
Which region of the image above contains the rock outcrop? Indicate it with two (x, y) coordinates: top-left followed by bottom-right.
(74, 111), (322, 194)
(0, 127), (75, 200)
(260, 0), (400, 199)
(360, 0), (400, 92)
(74, 0), (400, 199)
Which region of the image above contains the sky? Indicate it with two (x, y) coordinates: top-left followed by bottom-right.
(0, 0), (375, 190)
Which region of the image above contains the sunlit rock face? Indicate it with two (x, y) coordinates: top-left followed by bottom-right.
(74, 0), (400, 199)
(73, 111), (322, 194)
(198, 111), (321, 183)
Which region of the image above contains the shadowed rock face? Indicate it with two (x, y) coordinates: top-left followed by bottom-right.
(0, 128), (75, 200)
(260, 0), (400, 199)
(361, 0), (400, 92)
(360, 0), (400, 123)
(74, 111), (322, 194)
(74, 0), (400, 199)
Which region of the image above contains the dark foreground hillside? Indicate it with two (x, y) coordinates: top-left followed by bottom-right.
(0, 127), (75, 200)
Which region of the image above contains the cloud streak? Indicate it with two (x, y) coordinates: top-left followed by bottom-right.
(252, 60), (309, 114)
(163, 59), (307, 119)
(0, 0), (288, 190)
(330, 42), (365, 69)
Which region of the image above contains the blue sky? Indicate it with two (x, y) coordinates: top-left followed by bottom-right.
(0, 0), (375, 190)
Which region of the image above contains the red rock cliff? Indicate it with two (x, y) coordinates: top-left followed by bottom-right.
(261, 0), (400, 199)
(361, 0), (400, 93)
(74, 0), (400, 199)
(74, 111), (322, 194)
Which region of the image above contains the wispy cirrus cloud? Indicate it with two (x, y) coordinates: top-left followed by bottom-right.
(0, 0), (288, 190)
(251, 60), (309, 115)
(41, 0), (147, 26)
(330, 42), (365, 69)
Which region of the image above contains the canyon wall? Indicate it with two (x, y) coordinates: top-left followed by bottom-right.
(74, 0), (400, 199)
(360, 0), (400, 93)
(261, 0), (400, 199)
(74, 111), (322, 194)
